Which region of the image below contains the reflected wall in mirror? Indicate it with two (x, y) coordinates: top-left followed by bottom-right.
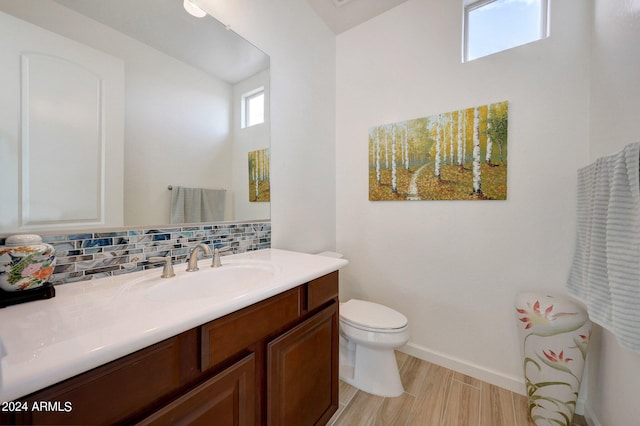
(0, 0), (270, 234)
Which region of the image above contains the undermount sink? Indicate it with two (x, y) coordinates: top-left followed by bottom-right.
(130, 260), (279, 302)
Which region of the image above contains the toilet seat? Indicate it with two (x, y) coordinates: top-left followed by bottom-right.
(340, 299), (408, 333)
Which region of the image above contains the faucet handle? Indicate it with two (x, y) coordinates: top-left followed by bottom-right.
(211, 246), (231, 268)
(148, 256), (176, 278)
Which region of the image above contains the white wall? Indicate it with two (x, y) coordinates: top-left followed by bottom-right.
(123, 47), (232, 226)
(199, 0), (337, 253)
(232, 70), (270, 222)
(585, 0), (640, 424)
(336, 0), (591, 393)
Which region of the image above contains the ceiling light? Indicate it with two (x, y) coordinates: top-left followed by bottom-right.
(183, 0), (207, 18)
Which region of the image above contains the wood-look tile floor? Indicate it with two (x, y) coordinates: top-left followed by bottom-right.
(328, 351), (588, 426)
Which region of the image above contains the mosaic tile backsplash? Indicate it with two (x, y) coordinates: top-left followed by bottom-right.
(0, 221), (271, 285)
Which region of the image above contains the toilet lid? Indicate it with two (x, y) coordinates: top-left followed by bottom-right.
(340, 299), (408, 330)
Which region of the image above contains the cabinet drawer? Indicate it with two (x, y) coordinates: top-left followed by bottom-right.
(138, 353), (255, 426)
(201, 287), (302, 370)
(17, 330), (198, 425)
(307, 271), (338, 312)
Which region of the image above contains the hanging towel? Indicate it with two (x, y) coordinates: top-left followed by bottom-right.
(170, 186), (225, 223)
(567, 141), (640, 354)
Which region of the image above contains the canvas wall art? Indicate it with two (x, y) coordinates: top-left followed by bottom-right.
(248, 148), (270, 202)
(369, 101), (508, 201)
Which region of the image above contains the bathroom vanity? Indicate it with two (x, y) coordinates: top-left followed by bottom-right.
(0, 249), (347, 425)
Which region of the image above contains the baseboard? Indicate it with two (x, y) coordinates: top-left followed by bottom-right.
(399, 342), (526, 395)
(583, 405), (602, 426)
(576, 395), (587, 416)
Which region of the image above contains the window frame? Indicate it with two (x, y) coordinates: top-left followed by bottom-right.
(462, 0), (550, 62)
(241, 87), (265, 129)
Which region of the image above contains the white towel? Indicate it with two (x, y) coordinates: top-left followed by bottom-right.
(567, 142), (640, 354)
(170, 186), (226, 223)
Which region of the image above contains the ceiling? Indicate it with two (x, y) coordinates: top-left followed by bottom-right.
(52, 0), (269, 84)
(49, 0), (404, 82)
(307, 0), (409, 34)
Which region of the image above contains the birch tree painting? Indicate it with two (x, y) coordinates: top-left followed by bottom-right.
(248, 148), (270, 202)
(369, 101), (508, 201)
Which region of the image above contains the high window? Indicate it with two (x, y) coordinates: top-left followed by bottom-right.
(463, 0), (549, 62)
(241, 87), (265, 128)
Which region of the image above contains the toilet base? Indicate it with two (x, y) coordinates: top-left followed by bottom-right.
(340, 344), (404, 398)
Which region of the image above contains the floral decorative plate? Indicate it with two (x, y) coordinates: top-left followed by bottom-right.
(0, 235), (56, 292)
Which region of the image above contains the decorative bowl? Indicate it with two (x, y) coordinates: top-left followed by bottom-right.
(0, 234), (56, 292)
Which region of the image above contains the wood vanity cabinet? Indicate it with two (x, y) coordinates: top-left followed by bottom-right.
(8, 271), (339, 426)
(138, 353), (257, 426)
(267, 303), (338, 426)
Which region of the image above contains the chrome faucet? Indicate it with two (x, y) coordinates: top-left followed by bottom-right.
(186, 243), (212, 272)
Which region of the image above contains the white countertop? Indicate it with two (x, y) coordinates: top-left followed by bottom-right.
(0, 249), (348, 402)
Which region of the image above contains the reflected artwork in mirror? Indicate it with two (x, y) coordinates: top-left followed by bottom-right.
(0, 0), (270, 235)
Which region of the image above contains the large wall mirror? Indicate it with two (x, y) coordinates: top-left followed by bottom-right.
(0, 0), (270, 234)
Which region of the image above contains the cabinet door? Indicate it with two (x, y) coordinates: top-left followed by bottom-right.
(0, 11), (124, 230)
(138, 353), (255, 426)
(267, 303), (338, 426)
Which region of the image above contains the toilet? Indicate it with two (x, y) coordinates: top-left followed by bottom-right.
(314, 251), (409, 397)
(339, 299), (409, 397)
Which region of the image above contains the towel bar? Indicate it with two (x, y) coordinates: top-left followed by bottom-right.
(167, 185), (225, 191)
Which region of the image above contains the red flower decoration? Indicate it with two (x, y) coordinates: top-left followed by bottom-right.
(579, 330), (592, 346)
(516, 300), (554, 330)
(543, 349), (573, 365)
